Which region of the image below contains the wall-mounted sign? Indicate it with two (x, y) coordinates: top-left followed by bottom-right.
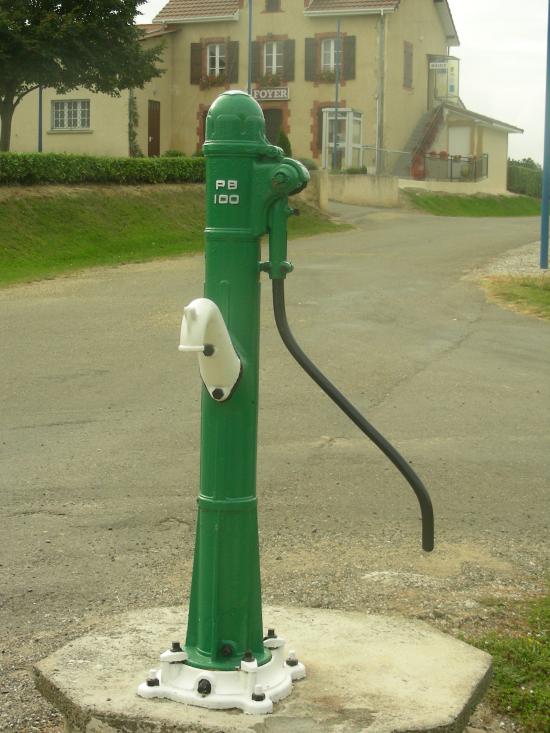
(429, 62), (448, 70)
(252, 87), (290, 102)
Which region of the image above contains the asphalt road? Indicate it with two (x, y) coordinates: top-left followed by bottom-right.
(1, 205), (548, 731)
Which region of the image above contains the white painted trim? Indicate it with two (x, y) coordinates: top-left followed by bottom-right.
(47, 129), (93, 135)
(154, 12), (239, 24)
(304, 8), (395, 16)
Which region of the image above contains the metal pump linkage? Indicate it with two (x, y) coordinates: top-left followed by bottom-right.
(138, 91), (434, 715)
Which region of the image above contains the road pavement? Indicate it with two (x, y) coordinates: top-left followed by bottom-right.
(1, 205), (548, 731)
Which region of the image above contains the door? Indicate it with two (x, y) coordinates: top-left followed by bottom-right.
(321, 108), (363, 170)
(263, 108), (283, 145)
(148, 101), (160, 157)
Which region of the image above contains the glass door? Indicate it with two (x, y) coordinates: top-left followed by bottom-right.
(322, 108), (363, 170)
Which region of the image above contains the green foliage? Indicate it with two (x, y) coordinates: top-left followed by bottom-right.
(508, 159), (543, 198)
(0, 187), (350, 286)
(343, 166), (369, 175)
(509, 157), (542, 170)
(483, 276), (550, 320)
(0, 1), (164, 150)
(469, 594), (550, 732)
(162, 149), (186, 157)
(404, 190), (541, 217)
(0, 152), (205, 185)
(298, 158), (318, 171)
(128, 91), (143, 158)
(277, 129), (292, 157)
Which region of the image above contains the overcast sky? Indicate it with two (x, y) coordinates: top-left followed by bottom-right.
(138, 0), (548, 163)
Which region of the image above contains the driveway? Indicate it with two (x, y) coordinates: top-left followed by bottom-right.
(1, 205), (548, 731)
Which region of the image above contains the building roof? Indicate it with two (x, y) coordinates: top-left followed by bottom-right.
(137, 23), (177, 39)
(444, 104), (523, 134)
(154, 0), (239, 23)
(304, 0), (458, 44)
(153, 0), (459, 44)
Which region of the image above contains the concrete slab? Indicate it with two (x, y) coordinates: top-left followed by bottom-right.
(34, 605), (492, 733)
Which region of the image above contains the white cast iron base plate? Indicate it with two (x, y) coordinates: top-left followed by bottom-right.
(137, 637), (306, 714)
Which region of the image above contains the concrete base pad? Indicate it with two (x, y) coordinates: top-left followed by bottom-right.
(34, 606), (492, 733)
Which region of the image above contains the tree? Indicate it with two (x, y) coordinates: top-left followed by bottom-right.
(0, 1), (163, 151)
(276, 128), (292, 158)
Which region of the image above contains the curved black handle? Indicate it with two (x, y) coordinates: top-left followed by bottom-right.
(272, 279), (434, 552)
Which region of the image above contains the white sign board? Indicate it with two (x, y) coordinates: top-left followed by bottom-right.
(252, 87), (290, 102)
(429, 62), (448, 70)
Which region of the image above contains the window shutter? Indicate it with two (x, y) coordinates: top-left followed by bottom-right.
(317, 107), (325, 153)
(190, 43), (202, 84)
(283, 39), (295, 82)
(343, 36), (356, 80)
(404, 41), (413, 88)
(227, 41), (239, 83)
(251, 41), (262, 82)
(305, 38), (317, 81)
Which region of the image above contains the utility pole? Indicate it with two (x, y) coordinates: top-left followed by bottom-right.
(247, 0), (253, 95)
(332, 19), (342, 171)
(540, 0), (550, 269)
(38, 86), (43, 153)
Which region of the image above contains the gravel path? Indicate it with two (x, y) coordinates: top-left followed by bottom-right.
(2, 207), (548, 733)
(467, 240), (550, 279)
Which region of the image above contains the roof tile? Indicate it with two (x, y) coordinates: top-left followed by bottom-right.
(154, 0), (239, 22)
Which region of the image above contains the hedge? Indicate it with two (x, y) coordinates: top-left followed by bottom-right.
(0, 152), (205, 185)
(507, 163), (542, 198)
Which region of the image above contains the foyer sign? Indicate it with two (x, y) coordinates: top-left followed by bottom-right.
(252, 87), (290, 102)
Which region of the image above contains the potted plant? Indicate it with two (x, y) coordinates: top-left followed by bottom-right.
(199, 73), (227, 90)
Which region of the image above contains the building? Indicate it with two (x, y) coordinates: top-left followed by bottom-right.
(5, 0), (522, 193)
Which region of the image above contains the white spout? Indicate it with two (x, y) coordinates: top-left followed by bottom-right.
(179, 298), (241, 401)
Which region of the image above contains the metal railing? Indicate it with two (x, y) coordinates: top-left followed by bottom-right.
(423, 153), (488, 182)
(360, 146), (489, 182)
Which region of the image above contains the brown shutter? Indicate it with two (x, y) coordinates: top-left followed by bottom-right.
(251, 41), (262, 82)
(305, 37), (317, 81)
(404, 41), (413, 88)
(343, 36), (356, 80)
(190, 43), (202, 84)
(283, 39), (295, 82)
(227, 41), (239, 83)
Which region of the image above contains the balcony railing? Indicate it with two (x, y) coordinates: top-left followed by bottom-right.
(423, 154), (488, 182)
(361, 146), (489, 182)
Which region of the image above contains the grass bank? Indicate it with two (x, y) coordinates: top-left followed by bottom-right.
(0, 185), (350, 287)
(467, 593), (550, 733)
(404, 190), (541, 217)
(482, 275), (550, 320)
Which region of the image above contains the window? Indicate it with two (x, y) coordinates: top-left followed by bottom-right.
(305, 36), (355, 82)
(207, 43), (226, 77)
(265, 0), (281, 10)
(51, 100), (90, 130)
(264, 41), (284, 75)
(251, 39), (295, 83)
(190, 41), (239, 86)
(404, 42), (413, 89)
(321, 38), (338, 73)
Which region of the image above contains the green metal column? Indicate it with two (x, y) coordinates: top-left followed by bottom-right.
(184, 91), (307, 672)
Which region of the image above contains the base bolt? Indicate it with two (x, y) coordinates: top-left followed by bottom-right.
(171, 641), (183, 653)
(286, 650), (299, 667)
(252, 684), (266, 702)
(212, 388), (224, 401)
(197, 679), (212, 696)
(203, 344), (215, 357)
(146, 677), (160, 687)
(243, 649), (255, 663)
(221, 644), (233, 657)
